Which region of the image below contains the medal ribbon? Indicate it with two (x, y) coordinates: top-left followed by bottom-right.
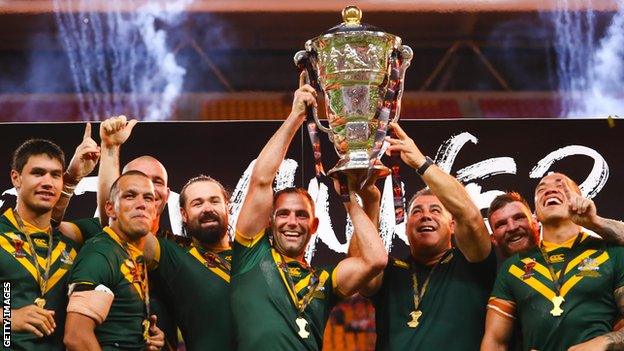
(14, 211), (53, 302)
(188, 245), (231, 283)
(273, 250), (322, 315)
(105, 227), (150, 339)
(411, 249), (453, 313)
(537, 232), (583, 297)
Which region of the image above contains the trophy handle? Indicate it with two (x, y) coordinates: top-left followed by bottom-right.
(391, 45), (414, 123)
(294, 50), (332, 134)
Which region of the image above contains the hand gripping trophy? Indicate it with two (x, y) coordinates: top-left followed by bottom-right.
(295, 5), (413, 187)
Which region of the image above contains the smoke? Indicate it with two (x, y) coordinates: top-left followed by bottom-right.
(53, 0), (193, 121)
(552, 0), (624, 117)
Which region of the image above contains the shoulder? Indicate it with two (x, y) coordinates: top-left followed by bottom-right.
(76, 232), (119, 261)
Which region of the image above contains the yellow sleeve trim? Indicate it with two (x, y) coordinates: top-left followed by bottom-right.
(235, 228), (266, 248)
(330, 266), (349, 298)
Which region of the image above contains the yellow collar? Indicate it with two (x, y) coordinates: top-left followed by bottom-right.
(4, 208), (50, 235)
(103, 226), (143, 259)
(542, 232), (587, 252)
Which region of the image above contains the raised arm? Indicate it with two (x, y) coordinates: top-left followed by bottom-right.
(335, 186), (388, 297)
(97, 116), (138, 227)
(54, 123), (101, 244)
(346, 181), (386, 296)
(235, 81), (316, 238)
(562, 180), (624, 245)
(385, 122), (491, 262)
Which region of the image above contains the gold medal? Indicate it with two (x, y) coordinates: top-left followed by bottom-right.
(295, 317), (310, 339)
(34, 297), (46, 308)
(407, 310), (422, 328)
(550, 295), (564, 317)
(142, 319), (150, 341)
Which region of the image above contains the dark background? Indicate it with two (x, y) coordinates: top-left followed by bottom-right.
(0, 119), (620, 264)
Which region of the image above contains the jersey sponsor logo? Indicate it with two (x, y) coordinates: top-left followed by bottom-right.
(548, 254), (565, 264)
(393, 259), (409, 269)
(576, 257), (601, 277)
(522, 259), (537, 280)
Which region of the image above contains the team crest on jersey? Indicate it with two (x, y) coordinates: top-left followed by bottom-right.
(60, 249), (74, 268)
(289, 267), (302, 277)
(577, 257), (601, 277)
(312, 285), (326, 299)
(522, 259), (537, 280)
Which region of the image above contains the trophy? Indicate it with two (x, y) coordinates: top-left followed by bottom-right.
(294, 5), (413, 181)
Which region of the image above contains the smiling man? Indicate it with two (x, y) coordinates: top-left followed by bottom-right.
(145, 175), (234, 350)
(231, 81), (387, 351)
(356, 123), (496, 351)
(482, 173), (624, 351)
(0, 136), (102, 351)
(488, 192), (540, 259)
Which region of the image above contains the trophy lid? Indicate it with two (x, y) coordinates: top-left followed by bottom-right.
(323, 5), (383, 34)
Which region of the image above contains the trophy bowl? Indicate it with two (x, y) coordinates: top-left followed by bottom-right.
(295, 5), (413, 180)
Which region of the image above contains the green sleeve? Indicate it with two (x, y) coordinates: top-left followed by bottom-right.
(68, 243), (116, 288)
(609, 245), (624, 290)
(490, 258), (515, 301)
(70, 217), (103, 243)
(232, 228), (271, 275)
(153, 237), (183, 285)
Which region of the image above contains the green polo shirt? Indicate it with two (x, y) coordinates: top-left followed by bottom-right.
(372, 247), (497, 351)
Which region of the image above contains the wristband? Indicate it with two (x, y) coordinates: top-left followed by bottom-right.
(416, 156), (434, 176)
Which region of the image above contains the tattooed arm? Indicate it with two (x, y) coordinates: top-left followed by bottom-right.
(567, 286), (624, 351)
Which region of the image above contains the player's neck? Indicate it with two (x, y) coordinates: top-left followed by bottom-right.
(15, 202), (51, 230)
(151, 215), (161, 235)
(542, 220), (581, 244)
(111, 224), (146, 251)
(193, 235), (231, 252)
(411, 245), (451, 266)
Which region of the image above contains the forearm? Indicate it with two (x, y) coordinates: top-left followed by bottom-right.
(420, 165), (480, 223)
(345, 197), (387, 271)
(587, 217), (624, 245)
(480, 336), (508, 351)
(97, 145), (121, 227)
(601, 332), (624, 350)
(251, 113), (302, 186)
(65, 333), (101, 351)
(51, 173), (80, 226)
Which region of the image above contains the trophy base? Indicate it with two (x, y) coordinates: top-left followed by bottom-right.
(327, 158), (390, 181)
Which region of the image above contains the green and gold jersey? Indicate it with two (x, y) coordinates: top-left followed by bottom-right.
(231, 229), (340, 351)
(151, 236), (233, 351)
(0, 208), (100, 351)
(490, 233), (624, 351)
(372, 247), (497, 351)
(67, 227), (148, 351)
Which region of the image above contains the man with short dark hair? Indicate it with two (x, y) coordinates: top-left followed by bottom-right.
(64, 171), (164, 351)
(0, 129), (100, 351)
(96, 116), (177, 348)
(482, 172), (624, 350)
(358, 122), (496, 351)
(145, 174), (234, 350)
(232, 81), (388, 350)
